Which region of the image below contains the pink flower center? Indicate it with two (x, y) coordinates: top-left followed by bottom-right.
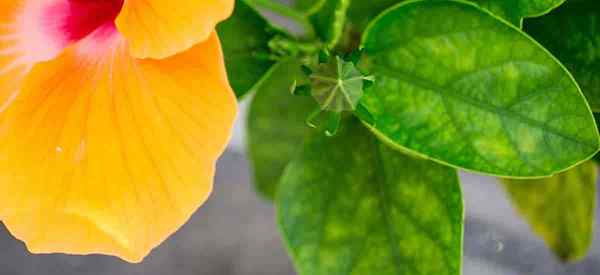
(59, 0), (124, 42)
(12, 0), (125, 62)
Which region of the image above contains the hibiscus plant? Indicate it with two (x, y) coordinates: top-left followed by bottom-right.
(0, 0), (594, 271)
(218, 0), (600, 274)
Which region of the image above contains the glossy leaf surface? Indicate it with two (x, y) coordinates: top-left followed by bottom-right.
(361, 0), (599, 177)
(278, 120), (463, 275)
(502, 161), (597, 262)
(247, 60), (315, 199)
(525, 0), (600, 111)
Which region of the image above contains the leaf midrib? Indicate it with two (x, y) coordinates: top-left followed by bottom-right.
(375, 66), (598, 150)
(371, 143), (416, 275)
(370, 141), (455, 274)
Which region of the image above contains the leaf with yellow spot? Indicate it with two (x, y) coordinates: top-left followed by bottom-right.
(360, 0), (599, 178)
(501, 161), (597, 262)
(277, 119), (463, 275)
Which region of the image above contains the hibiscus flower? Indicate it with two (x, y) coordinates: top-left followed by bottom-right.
(0, 0), (237, 263)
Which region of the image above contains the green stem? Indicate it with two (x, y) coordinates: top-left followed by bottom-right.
(245, 0), (317, 39)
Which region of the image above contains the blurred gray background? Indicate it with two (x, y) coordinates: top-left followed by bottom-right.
(0, 99), (599, 275)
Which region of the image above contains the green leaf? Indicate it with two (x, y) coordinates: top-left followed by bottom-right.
(525, 0), (600, 111)
(309, 0), (350, 48)
(218, 0), (277, 98)
(501, 161), (597, 262)
(247, 59), (316, 200)
(360, 0), (600, 178)
(347, 0), (405, 32)
(512, 0), (566, 16)
(278, 119), (463, 275)
(470, 0), (565, 26)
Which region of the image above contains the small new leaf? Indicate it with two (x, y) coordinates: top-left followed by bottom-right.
(325, 112), (342, 136)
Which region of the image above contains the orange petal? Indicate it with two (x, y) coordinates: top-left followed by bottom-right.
(0, 1), (43, 116)
(0, 27), (237, 263)
(115, 0), (234, 59)
(0, 0), (109, 114)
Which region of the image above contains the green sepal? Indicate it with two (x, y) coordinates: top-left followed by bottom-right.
(292, 84), (313, 96)
(309, 56), (370, 112)
(318, 49), (331, 64)
(325, 112), (342, 136)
